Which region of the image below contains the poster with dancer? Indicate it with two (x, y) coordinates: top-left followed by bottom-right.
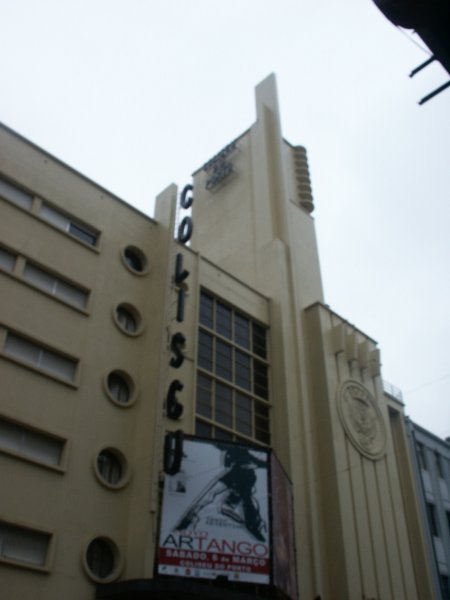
(158, 437), (270, 584)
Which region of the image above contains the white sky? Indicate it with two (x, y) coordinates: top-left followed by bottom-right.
(1, 0), (449, 438)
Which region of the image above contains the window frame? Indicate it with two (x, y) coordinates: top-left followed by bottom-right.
(113, 303), (144, 337)
(195, 290), (271, 445)
(93, 446), (130, 490)
(121, 246), (149, 276)
(82, 536), (123, 583)
(104, 370), (137, 408)
(0, 414), (67, 472)
(0, 174), (101, 251)
(1, 328), (79, 387)
(0, 520), (54, 573)
(426, 501), (440, 538)
(0, 244), (91, 313)
(38, 202), (99, 248)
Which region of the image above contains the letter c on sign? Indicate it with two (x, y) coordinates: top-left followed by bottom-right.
(180, 184), (193, 209)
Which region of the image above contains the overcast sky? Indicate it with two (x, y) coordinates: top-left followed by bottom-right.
(1, 0), (449, 438)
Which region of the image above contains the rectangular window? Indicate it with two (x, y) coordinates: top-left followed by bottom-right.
(199, 292), (214, 328)
(198, 331), (213, 371)
(235, 313), (250, 349)
(434, 452), (444, 479)
(0, 247), (16, 272)
(39, 204), (98, 247)
(0, 417), (64, 467)
(216, 302), (232, 339)
(23, 263), (88, 309)
(0, 522), (50, 568)
(196, 291), (270, 444)
(0, 176), (99, 247)
(197, 373), (213, 419)
(0, 177), (33, 210)
(215, 340), (232, 381)
(440, 574), (449, 600)
(4, 332), (77, 382)
(426, 502), (439, 537)
(416, 442), (427, 470)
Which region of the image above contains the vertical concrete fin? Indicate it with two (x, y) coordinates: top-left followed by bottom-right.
(253, 74), (290, 246)
(255, 73), (282, 132)
(155, 183), (178, 235)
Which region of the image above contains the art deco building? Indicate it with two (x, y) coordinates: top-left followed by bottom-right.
(0, 75), (436, 599)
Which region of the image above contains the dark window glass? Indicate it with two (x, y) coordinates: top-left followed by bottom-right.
(196, 292), (270, 444)
(235, 313), (250, 349)
(252, 323), (267, 358)
(440, 575), (450, 600)
(199, 293), (214, 328)
(0, 522), (49, 566)
(107, 373), (130, 404)
(214, 427), (233, 442)
(68, 222), (97, 246)
(86, 538), (114, 579)
(235, 350), (251, 390)
(216, 302), (232, 339)
(426, 502), (439, 537)
(196, 374), (212, 419)
(97, 450), (122, 485)
(254, 360), (268, 399)
(198, 331), (213, 371)
(195, 419), (212, 439)
(236, 393), (252, 436)
(124, 248), (144, 272)
(116, 307), (137, 333)
(255, 401), (270, 444)
(215, 340), (232, 381)
(215, 383), (232, 428)
(435, 452), (444, 478)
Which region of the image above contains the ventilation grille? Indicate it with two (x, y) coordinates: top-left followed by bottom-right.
(293, 145), (314, 213)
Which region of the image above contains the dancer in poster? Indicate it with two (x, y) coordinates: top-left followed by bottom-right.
(175, 446), (267, 541)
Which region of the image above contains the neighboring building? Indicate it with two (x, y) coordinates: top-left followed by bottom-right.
(407, 419), (450, 599)
(0, 75), (436, 599)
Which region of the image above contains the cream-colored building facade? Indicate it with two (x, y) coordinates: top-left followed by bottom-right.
(0, 75), (435, 599)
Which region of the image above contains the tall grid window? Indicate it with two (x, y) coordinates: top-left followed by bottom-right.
(196, 291), (270, 445)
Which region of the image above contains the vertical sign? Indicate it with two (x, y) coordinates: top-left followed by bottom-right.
(158, 438), (270, 584)
(166, 184), (193, 420)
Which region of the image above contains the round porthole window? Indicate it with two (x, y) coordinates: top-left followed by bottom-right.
(83, 537), (122, 583)
(105, 370), (136, 407)
(94, 448), (129, 490)
(113, 303), (143, 336)
(122, 246), (148, 275)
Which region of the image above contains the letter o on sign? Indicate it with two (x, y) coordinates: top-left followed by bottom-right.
(178, 216), (193, 244)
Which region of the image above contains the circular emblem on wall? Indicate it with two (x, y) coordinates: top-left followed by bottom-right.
(337, 380), (386, 460)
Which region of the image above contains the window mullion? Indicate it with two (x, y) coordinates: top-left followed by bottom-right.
(196, 291), (269, 445)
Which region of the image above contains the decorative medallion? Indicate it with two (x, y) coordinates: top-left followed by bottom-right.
(337, 380), (386, 460)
